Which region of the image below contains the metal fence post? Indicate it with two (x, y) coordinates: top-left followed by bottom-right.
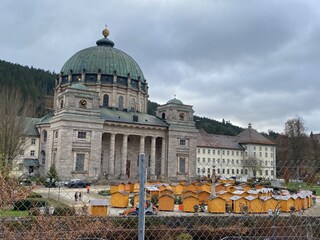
(138, 153), (146, 240)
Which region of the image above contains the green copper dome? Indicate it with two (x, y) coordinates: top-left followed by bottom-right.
(60, 29), (145, 81)
(166, 97), (183, 105)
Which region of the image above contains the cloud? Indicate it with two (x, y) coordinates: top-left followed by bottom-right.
(1, 0), (320, 133)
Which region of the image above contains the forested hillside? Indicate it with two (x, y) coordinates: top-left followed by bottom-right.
(1, 59), (251, 136)
(0, 60), (55, 117)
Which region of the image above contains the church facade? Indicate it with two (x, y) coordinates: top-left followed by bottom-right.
(28, 27), (198, 181)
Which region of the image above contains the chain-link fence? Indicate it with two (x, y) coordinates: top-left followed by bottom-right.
(1, 171), (320, 240)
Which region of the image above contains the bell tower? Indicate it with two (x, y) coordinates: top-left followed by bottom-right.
(156, 97), (198, 181)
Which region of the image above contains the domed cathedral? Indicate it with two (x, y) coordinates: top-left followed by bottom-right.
(36, 27), (198, 181)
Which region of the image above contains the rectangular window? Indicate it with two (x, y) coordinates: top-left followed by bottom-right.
(236, 169), (239, 174)
(217, 159), (220, 164)
(208, 149), (210, 154)
(271, 170), (274, 175)
(265, 170), (269, 176)
(271, 147), (274, 152)
(254, 146), (256, 150)
(265, 161), (268, 166)
(227, 169), (230, 174)
(227, 150), (229, 156)
(260, 170), (262, 175)
(271, 153), (274, 158)
(241, 169), (243, 175)
(259, 152), (262, 157)
(31, 138), (36, 145)
(217, 150), (220, 155)
(197, 157), (200, 162)
(265, 152), (268, 157)
(202, 149), (205, 154)
(253, 152), (256, 156)
(236, 151), (239, 156)
(203, 158), (205, 163)
(222, 150), (225, 155)
(245, 152), (248, 156)
(180, 139), (186, 146)
(232, 159), (234, 164)
(222, 169), (225, 174)
(208, 158), (211, 163)
(78, 131), (87, 139)
(265, 147), (268, 151)
(197, 149), (200, 154)
(179, 158), (186, 174)
(236, 160), (239, 165)
(244, 169), (248, 175)
(217, 169), (220, 174)
(213, 150), (215, 155)
(223, 159), (225, 164)
(197, 168), (200, 174)
(208, 168), (211, 173)
(213, 159), (216, 164)
(76, 154), (85, 171)
(30, 150), (35, 157)
(232, 169), (234, 174)
(55, 131), (58, 138)
(259, 147), (262, 151)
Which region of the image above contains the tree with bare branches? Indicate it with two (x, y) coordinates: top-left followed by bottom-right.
(0, 86), (31, 176)
(284, 116), (308, 182)
(242, 156), (262, 179)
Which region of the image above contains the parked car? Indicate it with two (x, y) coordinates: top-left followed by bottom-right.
(66, 179), (90, 188)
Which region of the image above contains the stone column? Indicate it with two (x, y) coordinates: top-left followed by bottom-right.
(150, 137), (156, 179)
(160, 138), (166, 179)
(120, 134), (128, 179)
(107, 133), (115, 179)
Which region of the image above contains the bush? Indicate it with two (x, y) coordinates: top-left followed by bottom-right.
(53, 206), (76, 216)
(98, 190), (110, 196)
(151, 195), (158, 207)
(13, 199), (47, 211)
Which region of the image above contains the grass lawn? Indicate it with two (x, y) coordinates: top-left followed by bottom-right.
(0, 209), (29, 217)
(285, 182), (320, 195)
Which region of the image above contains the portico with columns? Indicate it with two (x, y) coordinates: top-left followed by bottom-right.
(101, 123), (167, 180)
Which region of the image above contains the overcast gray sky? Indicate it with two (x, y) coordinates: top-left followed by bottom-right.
(1, 0), (320, 134)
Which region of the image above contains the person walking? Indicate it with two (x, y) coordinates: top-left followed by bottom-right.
(86, 185), (90, 194)
(74, 191), (78, 202)
(79, 192), (82, 201)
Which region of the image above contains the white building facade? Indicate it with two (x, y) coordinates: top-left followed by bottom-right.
(196, 124), (276, 180)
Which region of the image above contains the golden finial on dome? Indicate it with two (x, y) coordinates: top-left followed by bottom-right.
(102, 25), (110, 38)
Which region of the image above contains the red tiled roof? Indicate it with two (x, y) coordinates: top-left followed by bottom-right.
(237, 127), (275, 145)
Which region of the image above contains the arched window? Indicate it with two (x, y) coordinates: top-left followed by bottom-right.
(130, 98), (136, 111)
(41, 150), (46, 165)
(60, 99), (64, 109)
(43, 130), (47, 142)
(118, 96), (123, 110)
(162, 113), (166, 120)
(103, 94), (109, 107)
